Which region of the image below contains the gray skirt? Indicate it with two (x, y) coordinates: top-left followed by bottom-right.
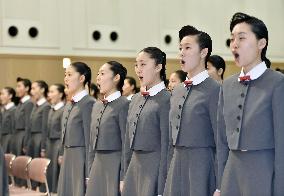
(13, 131), (25, 156)
(163, 146), (216, 196)
(0, 134), (12, 153)
(122, 150), (160, 196)
(57, 146), (86, 196)
(0, 146), (9, 196)
(46, 138), (61, 193)
(86, 150), (122, 196)
(27, 133), (42, 158)
(221, 149), (274, 196)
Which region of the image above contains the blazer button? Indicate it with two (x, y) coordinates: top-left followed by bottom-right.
(236, 128), (240, 132)
(65, 117), (68, 120)
(176, 125), (179, 130)
(179, 105), (182, 109)
(97, 118), (100, 122)
(133, 122), (136, 126)
(136, 114), (139, 117)
(238, 105), (242, 109)
(241, 93), (245, 97)
(177, 115), (180, 119)
(237, 116), (241, 120)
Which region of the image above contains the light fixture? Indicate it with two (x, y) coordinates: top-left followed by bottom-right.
(63, 58), (71, 68)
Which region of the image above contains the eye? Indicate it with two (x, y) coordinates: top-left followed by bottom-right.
(179, 47), (182, 51)
(186, 46), (190, 50)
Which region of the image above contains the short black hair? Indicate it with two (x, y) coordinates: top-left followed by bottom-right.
(230, 12), (270, 68)
(125, 76), (138, 93)
(90, 83), (99, 99)
(107, 61), (127, 92)
(207, 55), (226, 80)
(16, 77), (31, 93)
(174, 70), (187, 82)
(179, 25), (212, 64)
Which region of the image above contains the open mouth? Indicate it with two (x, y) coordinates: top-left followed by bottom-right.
(138, 76), (143, 81)
(180, 60), (185, 64)
(233, 52), (240, 61)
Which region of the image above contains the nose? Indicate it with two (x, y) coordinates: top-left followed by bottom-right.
(230, 39), (238, 49)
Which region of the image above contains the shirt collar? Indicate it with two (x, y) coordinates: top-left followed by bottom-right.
(21, 95), (31, 103)
(72, 89), (88, 103)
(4, 102), (15, 110)
(37, 97), (47, 106)
(126, 94), (134, 100)
(184, 70), (209, 86)
(146, 81), (166, 96)
(238, 61), (267, 81)
(53, 101), (65, 111)
(104, 91), (121, 102)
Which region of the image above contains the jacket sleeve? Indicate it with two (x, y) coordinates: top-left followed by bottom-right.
(272, 78), (284, 196)
(157, 98), (170, 195)
(119, 101), (130, 181)
(216, 87), (229, 190)
(41, 105), (51, 150)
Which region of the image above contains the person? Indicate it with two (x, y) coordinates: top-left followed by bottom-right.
(57, 62), (95, 196)
(122, 47), (170, 196)
(0, 145), (9, 196)
(46, 84), (65, 193)
(26, 80), (50, 158)
(0, 87), (16, 153)
(90, 83), (100, 101)
(215, 12), (284, 196)
(168, 70), (187, 91)
(14, 77), (33, 156)
(86, 61), (129, 196)
(122, 76), (137, 100)
(206, 55), (226, 83)
(163, 25), (220, 196)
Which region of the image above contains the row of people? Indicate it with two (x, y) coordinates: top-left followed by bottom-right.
(1, 12), (284, 196)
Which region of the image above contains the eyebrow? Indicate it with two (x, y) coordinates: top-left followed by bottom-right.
(231, 32), (247, 36)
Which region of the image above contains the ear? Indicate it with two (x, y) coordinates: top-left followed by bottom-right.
(114, 74), (120, 82)
(200, 48), (208, 59)
(217, 68), (224, 76)
(155, 63), (162, 73)
(258, 38), (267, 50)
(79, 74), (86, 84)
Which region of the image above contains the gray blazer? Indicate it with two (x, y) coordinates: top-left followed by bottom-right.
(217, 69), (284, 195)
(124, 89), (170, 194)
(14, 99), (34, 145)
(27, 102), (51, 149)
(89, 96), (129, 178)
(170, 77), (220, 148)
(0, 105), (16, 135)
(61, 95), (95, 177)
(47, 107), (64, 139)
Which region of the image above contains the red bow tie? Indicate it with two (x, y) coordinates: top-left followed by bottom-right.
(101, 99), (108, 105)
(71, 99), (76, 104)
(141, 91), (150, 97)
(239, 75), (251, 82)
(184, 80), (193, 87)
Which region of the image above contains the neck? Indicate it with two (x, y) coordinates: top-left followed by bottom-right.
(146, 79), (162, 90)
(242, 59), (262, 74)
(104, 89), (118, 98)
(72, 87), (85, 97)
(187, 64), (206, 79)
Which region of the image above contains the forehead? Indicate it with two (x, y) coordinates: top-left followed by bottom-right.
(65, 66), (76, 73)
(231, 22), (252, 35)
(136, 51), (151, 61)
(180, 35), (198, 46)
(99, 63), (111, 72)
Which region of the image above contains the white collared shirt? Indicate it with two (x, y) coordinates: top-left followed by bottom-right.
(53, 101), (65, 111)
(238, 61), (267, 81)
(37, 97), (47, 106)
(72, 89), (88, 103)
(184, 70), (209, 87)
(146, 81), (166, 96)
(4, 102), (15, 110)
(105, 91), (121, 102)
(21, 95), (31, 103)
(126, 94), (134, 101)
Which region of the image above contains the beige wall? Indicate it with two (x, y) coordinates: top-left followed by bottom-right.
(1, 54), (284, 90)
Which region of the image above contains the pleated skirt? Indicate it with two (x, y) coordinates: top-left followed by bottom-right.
(57, 146), (86, 196)
(122, 150), (160, 196)
(86, 150), (122, 196)
(163, 146), (216, 196)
